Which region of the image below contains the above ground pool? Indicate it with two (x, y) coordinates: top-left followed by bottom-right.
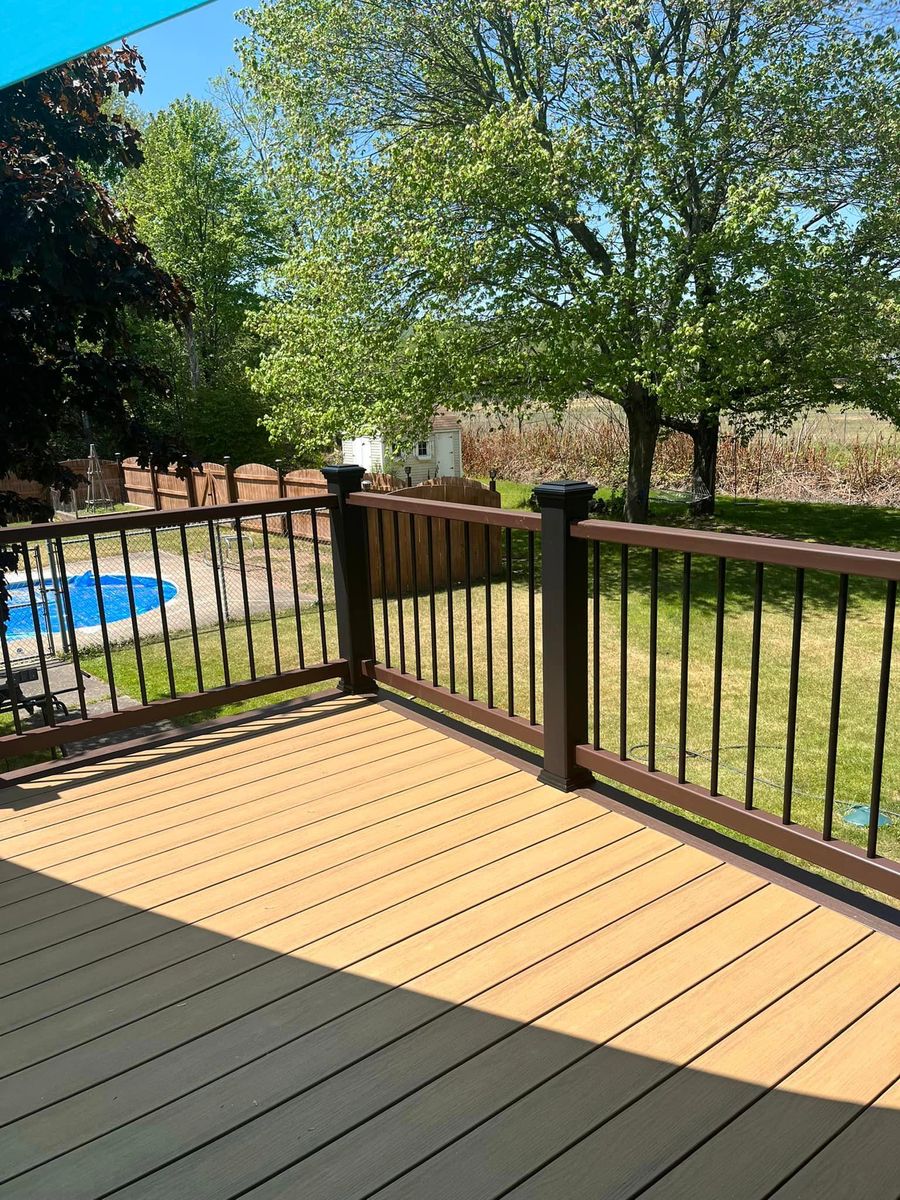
(5, 573), (177, 640)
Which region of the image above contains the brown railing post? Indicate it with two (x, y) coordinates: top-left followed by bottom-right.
(535, 480), (595, 790)
(324, 464), (377, 694)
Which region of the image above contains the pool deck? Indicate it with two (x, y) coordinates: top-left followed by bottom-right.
(0, 694), (898, 1199)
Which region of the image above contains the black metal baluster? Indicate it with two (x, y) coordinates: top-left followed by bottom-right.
(261, 519), (281, 675)
(119, 532), (148, 706)
(21, 549), (57, 731)
(648, 547), (659, 772)
(484, 524), (493, 707)
(528, 530), (536, 725)
(150, 527), (177, 698)
(823, 573), (849, 840)
(179, 525), (204, 692)
(0, 623), (23, 734)
(88, 533), (118, 712)
(390, 509), (405, 674)
(710, 557), (726, 796)
(678, 552), (692, 783)
(867, 579), (896, 858)
(782, 568), (805, 824)
(444, 519), (456, 693)
(54, 539), (88, 719)
(285, 512), (306, 668)
(427, 517), (438, 685)
(233, 516), (256, 681)
(464, 521), (474, 700)
(311, 508), (329, 663)
(378, 508), (391, 666)
(592, 540), (600, 744)
(506, 526), (515, 716)
(207, 520), (231, 686)
(409, 513), (422, 680)
(620, 544), (629, 760)
(744, 561), (764, 808)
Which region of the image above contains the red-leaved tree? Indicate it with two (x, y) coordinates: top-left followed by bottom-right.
(0, 45), (191, 620)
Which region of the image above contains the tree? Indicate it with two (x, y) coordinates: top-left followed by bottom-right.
(237, 0), (900, 518)
(120, 97), (275, 461)
(0, 46), (189, 616)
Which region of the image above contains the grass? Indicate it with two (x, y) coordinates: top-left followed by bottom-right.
(80, 607), (342, 726)
(4, 487), (897, 902)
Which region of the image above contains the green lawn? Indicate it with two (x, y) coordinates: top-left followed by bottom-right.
(5, 486), (897, 901)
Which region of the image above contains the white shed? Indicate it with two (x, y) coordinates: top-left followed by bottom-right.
(341, 414), (463, 484)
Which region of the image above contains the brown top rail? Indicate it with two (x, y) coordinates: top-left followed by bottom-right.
(571, 518), (900, 581)
(348, 490), (542, 532)
(0, 493), (334, 546)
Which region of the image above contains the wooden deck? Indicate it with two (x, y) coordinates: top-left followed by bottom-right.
(0, 695), (898, 1199)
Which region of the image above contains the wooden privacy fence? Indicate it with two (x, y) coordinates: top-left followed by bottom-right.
(119, 459), (499, 595)
(119, 458), (328, 513)
(2, 459), (125, 509)
(366, 479), (502, 596)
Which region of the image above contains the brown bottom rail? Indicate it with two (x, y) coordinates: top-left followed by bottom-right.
(576, 743), (900, 900)
(0, 661), (347, 765)
(362, 662), (544, 750)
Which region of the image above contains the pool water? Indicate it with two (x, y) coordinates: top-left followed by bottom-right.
(5, 573), (177, 640)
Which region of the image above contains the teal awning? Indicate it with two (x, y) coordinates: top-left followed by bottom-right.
(0, 1), (215, 90)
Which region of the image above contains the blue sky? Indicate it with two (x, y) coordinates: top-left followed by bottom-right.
(130, 0), (252, 111)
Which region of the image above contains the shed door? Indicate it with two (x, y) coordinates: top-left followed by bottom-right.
(435, 433), (456, 478)
(357, 438), (373, 470)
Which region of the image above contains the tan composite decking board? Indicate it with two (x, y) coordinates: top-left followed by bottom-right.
(0, 739), (525, 951)
(0, 696), (896, 1199)
(0, 794), (611, 1080)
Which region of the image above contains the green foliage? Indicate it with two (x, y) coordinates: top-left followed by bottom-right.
(0, 45), (189, 621)
(120, 96), (274, 461)
(236, 0), (900, 515)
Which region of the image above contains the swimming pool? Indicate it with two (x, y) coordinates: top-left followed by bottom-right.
(5, 573), (178, 640)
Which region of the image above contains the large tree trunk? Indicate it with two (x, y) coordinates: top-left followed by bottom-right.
(184, 311), (200, 394)
(622, 385), (660, 523)
(690, 408), (719, 516)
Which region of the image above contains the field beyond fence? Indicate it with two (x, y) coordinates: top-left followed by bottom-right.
(461, 409), (900, 507)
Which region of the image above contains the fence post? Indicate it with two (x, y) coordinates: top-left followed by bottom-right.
(114, 452), (126, 505)
(275, 459), (287, 533)
(535, 480), (595, 790)
(181, 455), (197, 507)
(323, 464), (377, 694)
(150, 462), (161, 510)
(223, 456), (237, 503)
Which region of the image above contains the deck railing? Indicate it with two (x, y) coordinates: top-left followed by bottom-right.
(2, 466), (898, 899)
(570, 516), (898, 899)
(338, 473), (899, 899)
(347, 488), (544, 747)
(0, 494), (345, 757)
